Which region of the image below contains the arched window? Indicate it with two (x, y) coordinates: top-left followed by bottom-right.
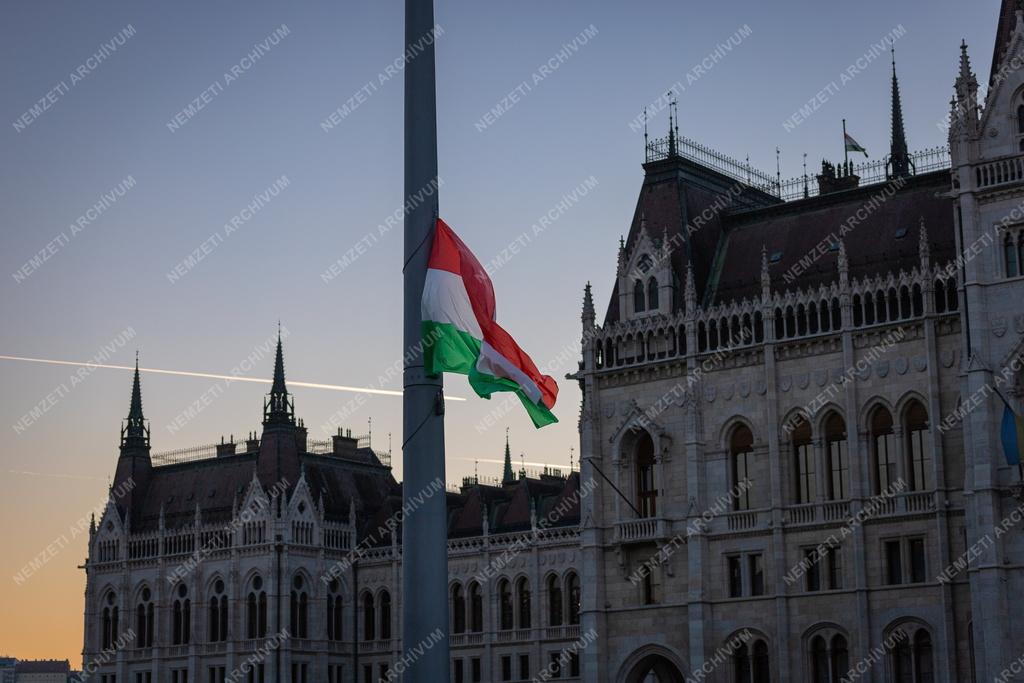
(906, 402), (932, 491)
(734, 638), (770, 683)
(516, 577), (531, 629)
(451, 583), (466, 634)
(101, 591), (118, 650)
(136, 586), (153, 648)
(172, 583), (191, 645)
(825, 413), (849, 500)
(547, 575), (563, 627)
(831, 635), (849, 681)
(731, 425), (754, 511)
(634, 280), (646, 313)
(870, 407), (897, 494)
(634, 430), (657, 517)
(468, 581), (483, 633)
(891, 627), (935, 683)
(289, 575), (308, 639)
(498, 579), (514, 630)
(326, 579), (343, 641)
(811, 636), (828, 683)
(379, 591), (392, 639)
(1006, 232), (1021, 278)
(362, 592), (375, 641)
(647, 277), (659, 311)
(208, 579), (228, 642)
(246, 575), (267, 638)
(566, 572), (580, 625)
(792, 417), (815, 504)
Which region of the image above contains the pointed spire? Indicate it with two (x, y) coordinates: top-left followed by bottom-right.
(684, 262), (696, 313)
(264, 327), (295, 427)
(502, 428), (515, 485)
(955, 40), (981, 138)
(121, 353), (149, 451)
(760, 245), (771, 299)
(582, 282), (595, 326)
(888, 48), (912, 179)
(918, 216), (931, 270)
(667, 96), (678, 158)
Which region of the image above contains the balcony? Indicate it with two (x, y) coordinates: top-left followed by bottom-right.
(544, 625), (581, 641)
(358, 639), (393, 654)
(975, 153), (1024, 191)
(785, 491), (936, 527)
(614, 517), (669, 544)
(450, 632), (484, 647)
(494, 629), (533, 644)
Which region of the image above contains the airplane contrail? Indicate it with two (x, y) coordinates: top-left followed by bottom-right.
(0, 355), (467, 401)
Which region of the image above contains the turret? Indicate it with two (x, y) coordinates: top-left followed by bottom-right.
(113, 355), (151, 519)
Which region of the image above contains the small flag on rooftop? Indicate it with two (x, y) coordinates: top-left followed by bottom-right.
(844, 132), (869, 157)
(422, 219), (559, 427)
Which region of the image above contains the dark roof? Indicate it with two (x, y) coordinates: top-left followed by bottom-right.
(992, 0), (1019, 85)
(710, 171), (954, 304)
(601, 155), (953, 323)
(15, 660), (70, 674)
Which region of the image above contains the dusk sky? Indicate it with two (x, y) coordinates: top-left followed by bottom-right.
(0, 0), (998, 664)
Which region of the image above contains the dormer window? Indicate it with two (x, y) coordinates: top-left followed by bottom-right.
(633, 280), (646, 312)
(647, 277), (659, 310)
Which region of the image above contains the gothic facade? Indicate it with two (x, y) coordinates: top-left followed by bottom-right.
(82, 340), (583, 683)
(573, 3), (1024, 682)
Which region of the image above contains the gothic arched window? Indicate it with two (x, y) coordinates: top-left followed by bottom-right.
(451, 583), (466, 634)
(289, 574), (308, 639)
(468, 581), (483, 633)
(734, 638), (770, 683)
(172, 583), (191, 645)
(516, 577), (531, 629)
(634, 430), (657, 517)
(731, 425), (755, 511)
(247, 575), (267, 639)
(566, 572), (581, 625)
(208, 579), (227, 642)
(647, 277), (659, 311)
(547, 575), (563, 627)
(906, 402), (932, 491)
(362, 592), (375, 641)
(326, 579), (343, 641)
(871, 407), (897, 494)
(891, 627), (935, 683)
(825, 412), (849, 500)
(379, 590), (392, 640)
(498, 579), (514, 631)
(634, 279), (646, 313)
(136, 586), (153, 648)
(101, 591), (118, 650)
(792, 417), (815, 504)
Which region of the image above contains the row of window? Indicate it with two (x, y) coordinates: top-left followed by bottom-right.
(600, 279), (958, 369)
(723, 536), (926, 599)
(631, 400), (934, 518)
(100, 574), (342, 650)
(727, 627), (935, 683)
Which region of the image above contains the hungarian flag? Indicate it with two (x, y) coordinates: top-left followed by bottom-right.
(421, 218), (558, 427)
(844, 133), (869, 157)
(1000, 397), (1024, 466)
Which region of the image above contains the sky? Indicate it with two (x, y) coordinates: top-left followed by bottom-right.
(0, 0), (999, 665)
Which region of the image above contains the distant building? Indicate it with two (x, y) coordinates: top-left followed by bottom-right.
(82, 337), (581, 682)
(0, 657), (15, 683)
(13, 660), (69, 683)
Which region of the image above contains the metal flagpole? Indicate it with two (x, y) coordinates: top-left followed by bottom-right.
(843, 118), (849, 168)
(403, 0), (449, 679)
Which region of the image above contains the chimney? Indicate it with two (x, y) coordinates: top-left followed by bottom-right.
(246, 431), (260, 453)
(216, 435), (237, 457)
(817, 159), (860, 195)
(332, 428), (358, 457)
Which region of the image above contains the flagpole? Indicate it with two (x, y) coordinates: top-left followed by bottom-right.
(403, 0), (449, 679)
(843, 118), (849, 168)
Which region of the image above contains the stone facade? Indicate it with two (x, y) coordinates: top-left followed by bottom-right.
(572, 6), (1024, 683)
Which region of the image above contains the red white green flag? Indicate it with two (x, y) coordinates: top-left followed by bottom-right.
(844, 133), (868, 157)
(421, 218), (558, 427)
